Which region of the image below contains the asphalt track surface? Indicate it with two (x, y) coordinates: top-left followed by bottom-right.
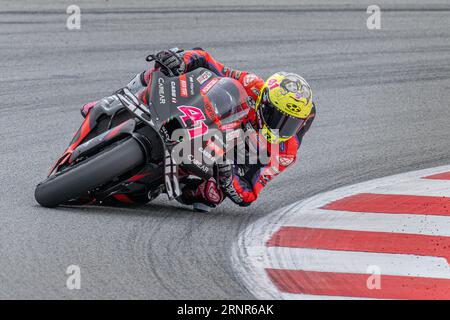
(0, 0), (450, 299)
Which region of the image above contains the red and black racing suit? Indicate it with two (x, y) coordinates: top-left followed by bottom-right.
(170, 49), (315, 207)
(83, 49), (315, 207)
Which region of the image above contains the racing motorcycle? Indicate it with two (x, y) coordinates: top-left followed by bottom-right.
(34, 63), (252, 208)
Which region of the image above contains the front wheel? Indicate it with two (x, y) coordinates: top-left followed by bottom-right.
(35, 138), (146, 208)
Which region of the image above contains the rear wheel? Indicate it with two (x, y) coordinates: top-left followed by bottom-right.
(35, 138), (145, 208)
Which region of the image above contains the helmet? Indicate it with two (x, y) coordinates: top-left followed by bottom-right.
(255, 72), (313, 143)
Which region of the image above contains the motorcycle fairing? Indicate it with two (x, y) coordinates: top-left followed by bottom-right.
(48, 96), (126, 176)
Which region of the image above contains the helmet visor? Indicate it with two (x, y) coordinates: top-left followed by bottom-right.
(260, 100), (305, 138)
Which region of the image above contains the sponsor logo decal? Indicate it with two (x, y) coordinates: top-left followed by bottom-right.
(225, 182), (243, 204)
(220, 121), (241, 130)
(267, 78), (280, 90)
(159, 125), (170, 141)
(243, 74), (258, 87)
(277, 154), (295, 167)
(226, 129), (241, 141)
(204, 99), (219, 124)
(188, 154), (209, 173)
(196, 71), (212, 84)
(158, 78), (166, 104)
(201, 78), (219, 94)
(188, 75), (195, 95)
(170, 81), (177, 104)
(177, 105), (209, 139)
(180, 74), (188, 97)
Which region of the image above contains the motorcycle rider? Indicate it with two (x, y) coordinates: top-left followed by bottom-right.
(81, 48), (316, 211)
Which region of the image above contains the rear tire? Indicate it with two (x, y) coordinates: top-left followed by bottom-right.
(35, 138), (145, 208)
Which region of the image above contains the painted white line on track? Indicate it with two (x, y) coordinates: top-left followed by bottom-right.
(280, 209), (450, 237)
(372, 179), (450, 197)
(258, 247), (450, 279)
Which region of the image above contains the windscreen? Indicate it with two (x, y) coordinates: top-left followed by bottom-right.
(204, 77), (250, 125)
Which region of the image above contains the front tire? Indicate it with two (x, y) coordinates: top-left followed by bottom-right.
(35, 138), (145, 208)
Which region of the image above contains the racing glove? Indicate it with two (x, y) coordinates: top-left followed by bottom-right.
(155, 49), (186, 76)
(217, 163), (255, 207)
